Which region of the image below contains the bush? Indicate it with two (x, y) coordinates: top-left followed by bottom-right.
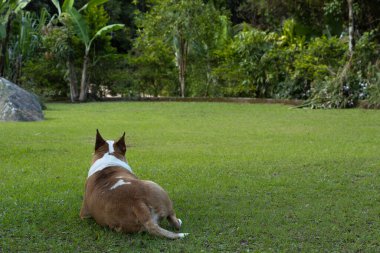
(269, 20), (346, 100)
(213, 24), (276, 97)
(304, 30), (379, 108)
(366, 62), (380, 107)
(20, 57), (68, 98)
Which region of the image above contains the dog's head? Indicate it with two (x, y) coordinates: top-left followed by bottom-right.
(93, 129), (127, 163)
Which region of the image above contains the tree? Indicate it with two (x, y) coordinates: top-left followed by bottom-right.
(135, 0), (220, 97)
(51, 0), (124, 101)
(131, 30), (176, 97)
(347, 0), (354, 56)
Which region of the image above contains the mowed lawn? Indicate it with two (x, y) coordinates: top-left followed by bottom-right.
(0, 102), (379, 252)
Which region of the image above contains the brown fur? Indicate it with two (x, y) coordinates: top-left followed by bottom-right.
(80, 130), (186, 239)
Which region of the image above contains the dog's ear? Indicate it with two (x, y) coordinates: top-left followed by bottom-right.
(95, 129), (106, 151)
(115, 132), (126, 155)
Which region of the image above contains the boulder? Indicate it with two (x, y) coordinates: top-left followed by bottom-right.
(0, 78), (44, 121)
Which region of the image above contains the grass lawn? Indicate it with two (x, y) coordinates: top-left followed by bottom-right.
(1, 102), (379, 252)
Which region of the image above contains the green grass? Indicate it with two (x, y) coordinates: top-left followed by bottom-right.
(1, 102), (379, 252)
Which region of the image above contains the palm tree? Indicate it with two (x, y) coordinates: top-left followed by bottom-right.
(52, 0), (124, 101)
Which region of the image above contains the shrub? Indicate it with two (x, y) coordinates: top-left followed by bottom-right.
(304, 30), (379, 109)
(20, 57), (68, 98)
(213, 24), (276, 97)
(365, 62), (380, 108)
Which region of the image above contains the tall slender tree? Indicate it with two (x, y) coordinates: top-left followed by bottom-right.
(347, 0), (354, 56)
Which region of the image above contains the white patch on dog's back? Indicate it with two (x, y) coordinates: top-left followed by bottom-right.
(110, 179), (131, 190)
(106, 140), (115, 154)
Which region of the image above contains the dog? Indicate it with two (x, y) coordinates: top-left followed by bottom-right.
(80, 130), (188, 239)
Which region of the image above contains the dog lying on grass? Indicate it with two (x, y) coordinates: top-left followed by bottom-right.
(80, 130), (188, 239)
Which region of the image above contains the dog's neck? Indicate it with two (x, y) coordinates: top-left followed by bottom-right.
(87, 141), (132, 178)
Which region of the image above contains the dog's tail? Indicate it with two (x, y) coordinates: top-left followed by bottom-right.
(133, 203), (189, 239)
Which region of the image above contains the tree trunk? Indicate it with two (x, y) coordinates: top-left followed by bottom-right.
(204, 59), (212, 97)
(153, 79), (160, 97)
(79, 54), (89, 102)
(12, 54), (22, 84)
(177, 35), (188, 98)
(347, 0), (355, 56)
(67, 59), (79, 102)
(0, 13), (14, 77)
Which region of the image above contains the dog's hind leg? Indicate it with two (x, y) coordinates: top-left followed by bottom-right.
(167, 214), (182, 230)
(80, 201), (91, 219)
(132, 203), (188, 239)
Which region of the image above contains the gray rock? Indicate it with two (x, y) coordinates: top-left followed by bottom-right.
(0, 78), (44, 121)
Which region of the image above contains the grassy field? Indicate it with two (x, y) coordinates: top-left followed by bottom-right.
(0, 102), (379, 252)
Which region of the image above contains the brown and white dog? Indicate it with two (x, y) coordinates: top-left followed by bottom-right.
(80, 130), (188, 239)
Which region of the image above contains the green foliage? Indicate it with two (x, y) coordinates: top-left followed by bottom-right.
(42, 26), (72, 60)
(213, 19), (345, 100)
(293, 36), (347, 97)
(0, 0), (32, 77)
(2, 0), (379, 106)
(305, 29), (380, 109)
(354, 31), (380, 107)
(267, 20), (348, 101)
(323, 0), (344, 35)
(133, 0), (225, 97)
(88, 54), (132, 98)
(2, 8), (49, 84)
(186, 10), (230, 97)
(366, 63), (380, 107)
(0, 0), (31, 34)
(130, 34), (176, 96)
(236, 0), (327, 36)
(267, 18), (306, 99)
(278, 19), (306, 48)
(352, 30), (379, 74)
(19, 57), (68, 97)
(84, 4), (109, 38)
(306, 76), (351, 109)
(78, 0), (108, 12)
(49, 0), (125, 101)
(65, 7), (90, 49)
(214, 24), (276, 97)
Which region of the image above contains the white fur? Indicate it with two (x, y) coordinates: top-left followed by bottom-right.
(152, 212), (160, 224)
(110, 179), (131, 190)
(106, 140), (115, 154)
(178, 218), (182, 226)
(178, 233), (189, 238)
(87, 152), (132, 178)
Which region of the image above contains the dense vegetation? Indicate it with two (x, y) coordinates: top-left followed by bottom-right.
(0, 0), (379, 108)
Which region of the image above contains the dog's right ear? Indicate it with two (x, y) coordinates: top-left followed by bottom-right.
(115, 132), (126, 155)
(95, 129), (106, 151)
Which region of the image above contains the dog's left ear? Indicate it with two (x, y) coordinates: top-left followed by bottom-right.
(115, 132), (126, 155)
(95, 129), (106, 151)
